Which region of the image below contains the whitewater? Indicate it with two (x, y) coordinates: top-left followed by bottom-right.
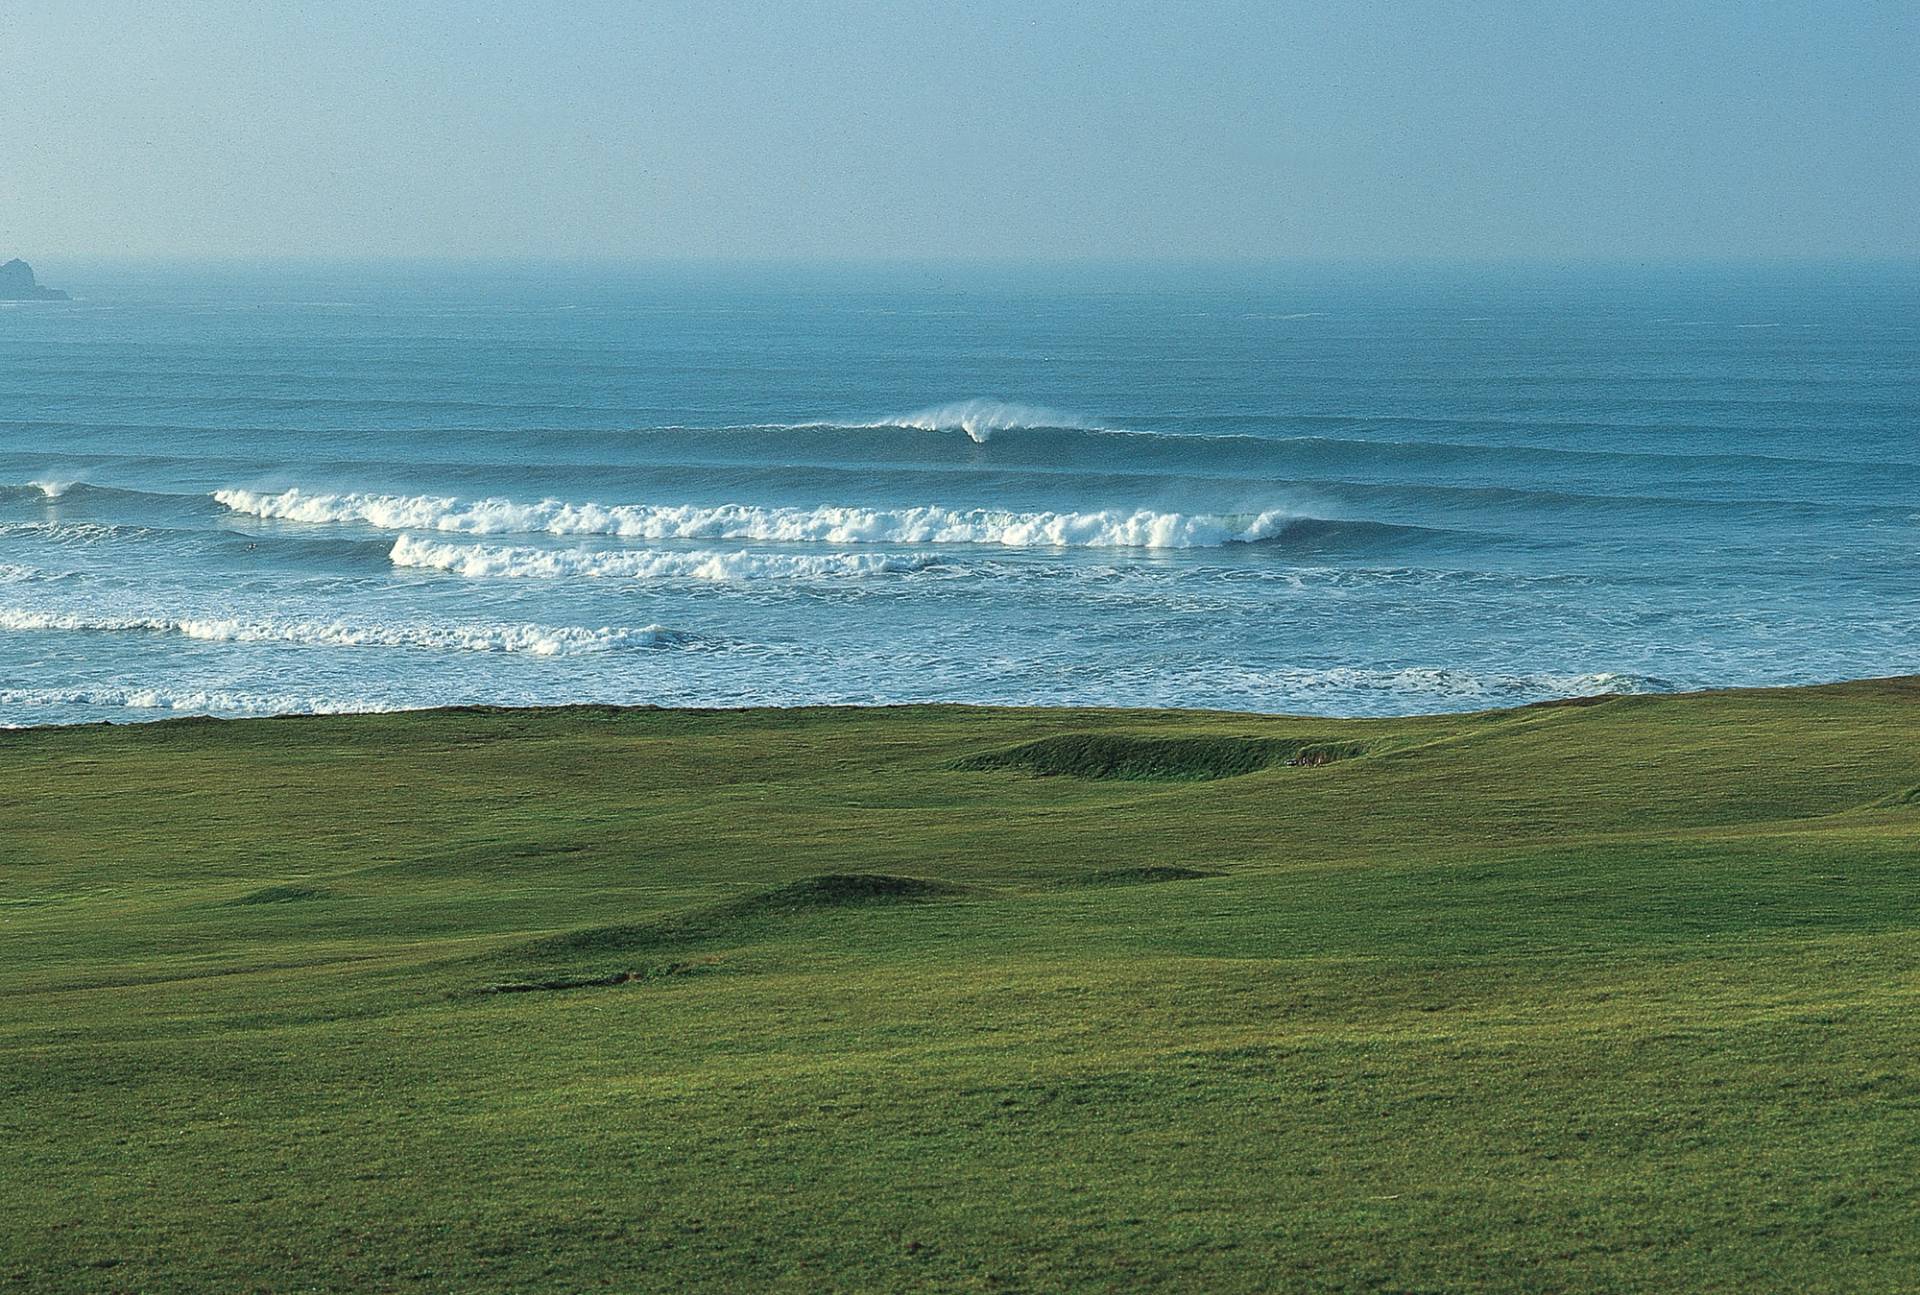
(218, 488), (1299, 549)
(1, 262), (1915, 725)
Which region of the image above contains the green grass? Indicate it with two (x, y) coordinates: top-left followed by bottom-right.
(3, 679), (1918, 1293)
(952, 732), (1366, 779)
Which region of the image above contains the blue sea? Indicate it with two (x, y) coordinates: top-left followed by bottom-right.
(1, 262), (1914, 726)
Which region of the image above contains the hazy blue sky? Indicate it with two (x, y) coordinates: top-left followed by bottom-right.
(3, 0), (1915, 262)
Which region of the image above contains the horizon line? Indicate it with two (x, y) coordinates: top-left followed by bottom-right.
(18, 252), (1920, 273)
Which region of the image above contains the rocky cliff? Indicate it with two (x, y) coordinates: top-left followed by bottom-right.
(0, 259), (69, 301)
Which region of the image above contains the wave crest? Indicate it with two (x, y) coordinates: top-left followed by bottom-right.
(0, 607), (695, 656)
(1208, 665), (1676, 701)
(389, 535), (942, 581)
(0, 685), (398, 717)
(217, 488), (1296, 549)
(0, 520), (147, 545)
(859, 399), (1099, 443)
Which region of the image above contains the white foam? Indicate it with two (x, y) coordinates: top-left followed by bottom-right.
(0, 607), (691, 655)
(388, 535), (942, 581)
(0, 685), (399, 717)
(859, 399), (1094, 443)
(1209, 665), (1671, 700)
(29, 479), (77, 499)
(217, 488), (1296, 549)
(0, 521), (140, 545)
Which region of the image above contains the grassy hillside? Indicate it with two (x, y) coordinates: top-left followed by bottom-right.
(3, 680), (1918, 1292)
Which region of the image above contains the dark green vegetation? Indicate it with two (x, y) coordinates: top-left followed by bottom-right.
(4, 680), (1919, 1293)
(952, 731), (1366, 779)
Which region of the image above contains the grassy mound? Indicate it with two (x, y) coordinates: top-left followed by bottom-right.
(956, 732), (1366, 780)
(712, 871), (968, 914)
(501, 872), (969, 964)
(228, 883), (330, 905)
(1061, 865), (1223, 886)
(477, 960), (719, 995)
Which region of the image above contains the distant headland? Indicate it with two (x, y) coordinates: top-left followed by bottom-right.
(0, 259), (69, 301)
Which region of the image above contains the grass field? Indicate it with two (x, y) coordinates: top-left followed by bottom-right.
(4, 680), (1918, 1292)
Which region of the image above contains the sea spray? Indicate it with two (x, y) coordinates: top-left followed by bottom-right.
(860, 399), (1098, 443)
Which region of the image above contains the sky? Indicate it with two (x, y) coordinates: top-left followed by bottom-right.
(2, 0), (1915, 263)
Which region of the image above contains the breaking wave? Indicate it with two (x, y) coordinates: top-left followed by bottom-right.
(0, 607), (696, 655)
(1, 481), (165, 504)
(852, 399), (1105, 443)
(0, 520), (151, 545)
(216, 488), (1298, 549)
(389, 535), (943, 581)
(0, 685), (399, 718)
(1201, 664), (1676, 701)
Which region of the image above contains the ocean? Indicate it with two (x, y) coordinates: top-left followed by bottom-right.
(1, 261), (1914, 726)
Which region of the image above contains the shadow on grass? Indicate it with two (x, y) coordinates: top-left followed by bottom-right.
(471, 873), (977, 994)
(229, 884), (332, 905)
(1057, 865), (1224, 887)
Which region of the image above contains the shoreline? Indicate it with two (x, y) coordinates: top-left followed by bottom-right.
(3, 670), (1914, 735)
